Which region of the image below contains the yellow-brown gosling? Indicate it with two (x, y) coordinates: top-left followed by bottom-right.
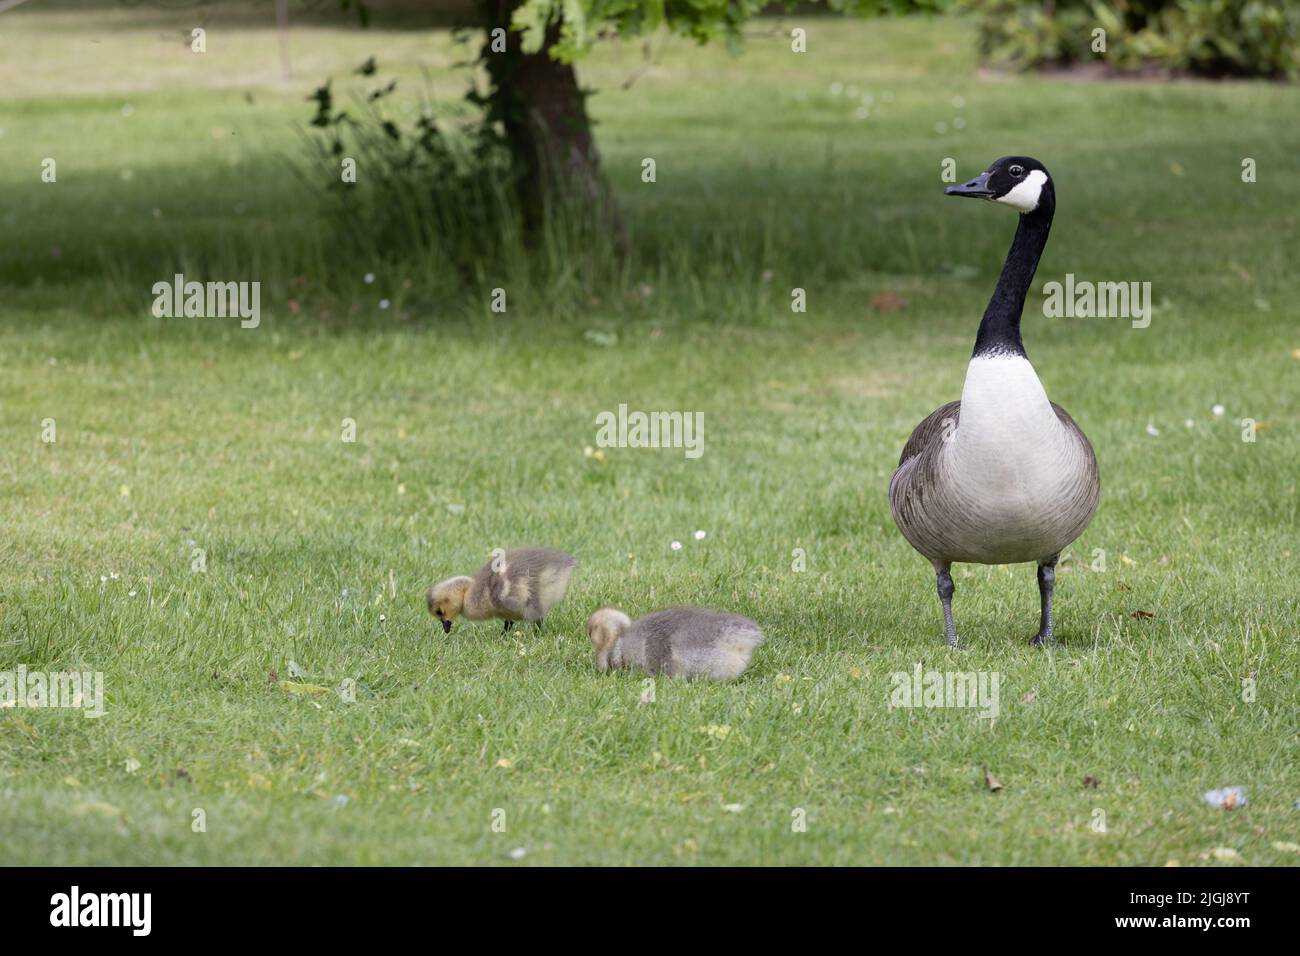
(427, 548), (577, 636)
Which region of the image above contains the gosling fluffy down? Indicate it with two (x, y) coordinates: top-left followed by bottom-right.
(427, 548), (577, 635)
(586, 607), (764, 681)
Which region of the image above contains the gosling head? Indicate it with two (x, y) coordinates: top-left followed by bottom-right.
(945, 156), (1054, 215)
(586, 608), (632, 669)
(427, 576), (472, 634)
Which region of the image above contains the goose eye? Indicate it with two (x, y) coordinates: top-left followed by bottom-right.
(1009, 164), (1025, 178)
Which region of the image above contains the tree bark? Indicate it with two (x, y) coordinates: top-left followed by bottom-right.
(479, 0), (627, 252)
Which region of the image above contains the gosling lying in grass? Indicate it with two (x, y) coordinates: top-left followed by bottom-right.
(586, 607), (764, 681)
(427, 548), (577, 637)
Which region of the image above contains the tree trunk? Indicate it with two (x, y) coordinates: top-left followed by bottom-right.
(479, 0), (627, 252)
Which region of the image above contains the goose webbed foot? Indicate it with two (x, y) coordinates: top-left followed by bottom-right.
(1030, 556), (1058, 647)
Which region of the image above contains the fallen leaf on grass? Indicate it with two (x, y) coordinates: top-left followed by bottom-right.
(1131, 610), (1155, 620)
(1200, 847), (1243, 863)
(279, 681), (331, 697)
(1083, 775), (1100, 789)
(1022, 691), (1037, 703)
(695, 724), (732, 739)
(869, 291), (909, 313)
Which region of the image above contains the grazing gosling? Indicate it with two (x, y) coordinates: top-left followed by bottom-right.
(427, 548), (577, 637)
(586, 607), (764, 681)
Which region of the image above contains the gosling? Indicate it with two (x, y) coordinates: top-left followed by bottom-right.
(427, 547), (577, 637)
(586, 607), (764, 681)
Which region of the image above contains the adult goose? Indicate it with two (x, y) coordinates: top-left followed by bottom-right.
(889, 156), (1099, 647)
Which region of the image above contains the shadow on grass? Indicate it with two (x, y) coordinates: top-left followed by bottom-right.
(3, 144), (1011, 327)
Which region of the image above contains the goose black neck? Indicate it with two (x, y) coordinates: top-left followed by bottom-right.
(972, 199), (1054, 359)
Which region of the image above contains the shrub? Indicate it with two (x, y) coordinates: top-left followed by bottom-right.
(303, 60), (521, 283)
(301, 57), (627, 303)
(965, 0), (1300, 79)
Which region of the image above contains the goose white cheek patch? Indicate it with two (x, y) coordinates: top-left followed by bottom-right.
(995, 169), (1048, 212)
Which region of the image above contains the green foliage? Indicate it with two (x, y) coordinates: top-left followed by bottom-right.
(302, 58), (626, 299)
(966, 0), (1300, 78)
(304, 60), (523, 282)
(512, 0), (955, 61)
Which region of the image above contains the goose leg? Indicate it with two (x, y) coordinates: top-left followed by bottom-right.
(534, 618), (544, 633)
(500, 620), (514, 637)
(934, 562), (960, 647)
(1031, 555), (1058, 646)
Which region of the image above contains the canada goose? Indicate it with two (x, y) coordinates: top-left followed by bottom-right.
(889, 156), (1099, 647)
(586, 607), (764, 681)
(427, 548), (577, 636)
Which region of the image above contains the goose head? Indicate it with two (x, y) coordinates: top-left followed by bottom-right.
(427, 576), (472, 633)
(586, 607), (632, 668)
(946, 156), (1054, 215)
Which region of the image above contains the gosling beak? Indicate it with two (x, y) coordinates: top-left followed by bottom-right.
(441, 619), (452, 634)
(945, 171), (994, 199)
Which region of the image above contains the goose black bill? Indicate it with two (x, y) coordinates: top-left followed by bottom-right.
(945, 171), (994, 199)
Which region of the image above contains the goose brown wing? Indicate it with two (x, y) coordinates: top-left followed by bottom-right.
(897, 401), (961, 467)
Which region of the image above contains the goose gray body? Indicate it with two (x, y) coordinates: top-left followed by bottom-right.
(889, 365), (1099, 565)
(889, 156), (1100, 646)
(590, 608), (763, 681)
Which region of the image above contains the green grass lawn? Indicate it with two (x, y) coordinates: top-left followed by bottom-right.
(1, 3), (1298, 865)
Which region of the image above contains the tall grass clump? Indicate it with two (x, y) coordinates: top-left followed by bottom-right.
(301, 59), (628, 311)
